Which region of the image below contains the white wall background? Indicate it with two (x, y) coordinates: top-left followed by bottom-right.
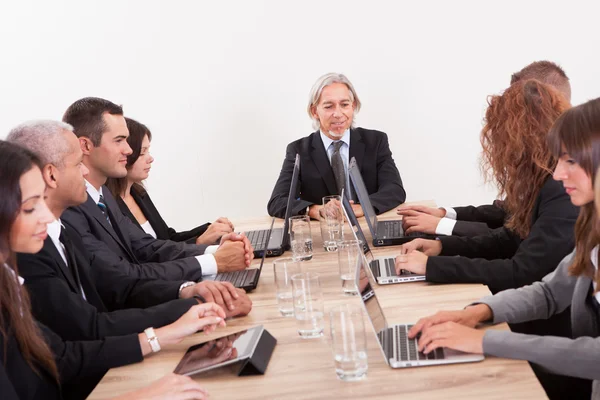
(1, 0), (599, 229)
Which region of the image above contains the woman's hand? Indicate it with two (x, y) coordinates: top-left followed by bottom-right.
(157, 303), (227, 347)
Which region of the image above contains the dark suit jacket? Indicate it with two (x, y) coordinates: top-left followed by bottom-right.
(116, 187), (210, 244)
(451, 203), (507, 237)
(62, 187), (207, 281)
(267, 128), (406, 218)
(17, 224), (199, 342)
(1, 321), (141, 400)
(427, 177), (578, 338)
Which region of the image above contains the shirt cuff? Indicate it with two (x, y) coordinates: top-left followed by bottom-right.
(442, 207), (457, 219)
(435, 217), (457, 236)
(196, 254), (218, 276)
(205, 245), (219, 254)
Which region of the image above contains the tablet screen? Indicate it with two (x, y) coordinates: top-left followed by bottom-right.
(174, 326), (263, 376)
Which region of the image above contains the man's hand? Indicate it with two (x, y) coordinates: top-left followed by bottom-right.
(308, 204), (322, 220)
(414, 321), (485, 355)
(349, 200), (364, 217)
(180, 281), (240, 312)
(399, 238), (442, 256)
(395, 250), (428, 275)
(219, 233), (254, 267)
(397, 205), (446, 218)
(399, 210), (441, 235)
(196, 217), (234, 245)
(214, 241), (247, 272)
(408, 305), (493, 339)
(226, 288), (253, 318)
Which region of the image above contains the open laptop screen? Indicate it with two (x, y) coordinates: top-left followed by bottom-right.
(357, 255), (387, 334)
(348, 157), (378, 236)
(281, 154), (301, 248)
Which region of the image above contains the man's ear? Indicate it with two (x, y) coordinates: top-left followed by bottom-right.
(42, 164), (59, 189)
(79, 137), (93, 155)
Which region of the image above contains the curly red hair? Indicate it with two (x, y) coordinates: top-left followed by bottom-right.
(480, 79), (570, 238)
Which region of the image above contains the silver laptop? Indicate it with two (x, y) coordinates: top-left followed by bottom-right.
(356, 255), (484, 368)
(341, 193), (426, 284)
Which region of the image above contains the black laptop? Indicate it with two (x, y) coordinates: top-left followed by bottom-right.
(244, 154), (300, 257)
(348, 157), (436, 247)
(214, 217), (273, 291)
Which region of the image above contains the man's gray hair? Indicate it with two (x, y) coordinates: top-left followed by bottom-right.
(7, 120), (75, 167)
(307, 72), (362, 131)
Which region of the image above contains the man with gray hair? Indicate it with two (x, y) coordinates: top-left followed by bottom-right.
(267, 72), (406, 219)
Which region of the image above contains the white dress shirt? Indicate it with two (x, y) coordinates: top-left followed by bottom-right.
(85, 181), (218, 276)
(140, 220), (158, 239)
(591, 247), (600, 304)
(435, 206), (458, 235)
(319, 129), (353, 199)
(47, 219), (87, 300)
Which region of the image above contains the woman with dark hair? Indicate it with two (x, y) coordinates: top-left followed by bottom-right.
(106, 117), (233, 245)
(406, 96), (600, 399)
(0, 140), (221, 399)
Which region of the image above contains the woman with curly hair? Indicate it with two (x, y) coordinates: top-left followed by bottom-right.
(405, 96), (600, 400)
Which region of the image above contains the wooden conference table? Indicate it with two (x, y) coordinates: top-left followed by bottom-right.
(89, 201), (546, 399)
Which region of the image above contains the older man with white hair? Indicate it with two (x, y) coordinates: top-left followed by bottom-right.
(267, 72), (406, 219)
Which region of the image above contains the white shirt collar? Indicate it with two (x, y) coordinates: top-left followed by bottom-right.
(319, 129), (350, 151)
(85, 180), (103, 204)
(47, 219), (63, 244)
(3, 263), (25, 286)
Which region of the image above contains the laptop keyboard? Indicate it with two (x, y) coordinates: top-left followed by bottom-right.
(378, 325), (445, 362)
(246, 229), (269, 250)
(370, 258), (416, 277)
(215, 269), (258, 288)
(381, 221), (434, 239)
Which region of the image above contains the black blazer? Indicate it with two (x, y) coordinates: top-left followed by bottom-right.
(267, 128), (406, 218)
(116, 188), (210, 244)
(62, 187), (207, 281)
(1, 321), (141, 400)
(427, 177), (578, 292)
(451, 203), (507, 237)
(16, 223), (199, 342)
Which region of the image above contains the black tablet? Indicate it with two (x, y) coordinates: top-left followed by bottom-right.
(173, 325), (273, 376)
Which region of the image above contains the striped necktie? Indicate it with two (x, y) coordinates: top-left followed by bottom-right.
(97, 195), (111, 225)
(331, 141), (346, 195)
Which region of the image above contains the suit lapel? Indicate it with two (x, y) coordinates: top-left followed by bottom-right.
(43, 237), (80, 294)
(310, 131), (338, 195)
(349, 128), (365, 173)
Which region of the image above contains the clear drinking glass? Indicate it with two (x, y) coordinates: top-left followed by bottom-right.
(319, 195), (344, 252)
(337, 240), (362, 295)
(289, 215), (313, 261)
(291, 272), (324, 338)
(329, 304), (368, 381)
(273, 258), (302, 317)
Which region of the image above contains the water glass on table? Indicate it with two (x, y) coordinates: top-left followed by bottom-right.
(319, 195), (344, 252)
(273, 257), (302, 317)
(337, 240), (362, 295)
(329, 304), (368, 381)
(289, 215), (313, 261)
(291, 272), (324, 338)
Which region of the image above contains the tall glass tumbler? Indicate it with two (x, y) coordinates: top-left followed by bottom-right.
(319, 195), (344, 252)
(289, 215), (313, 261)
(329, 304), (368, 381)
(291, 272), (324, 338)
(273, 258), (302, 317)
(337, 240), (362, 295)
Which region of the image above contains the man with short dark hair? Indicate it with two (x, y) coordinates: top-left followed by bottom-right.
(398, 60), (572, 237)
(61, 97), (254, 282)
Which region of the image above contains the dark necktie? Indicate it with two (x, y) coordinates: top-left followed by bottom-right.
(97, 195), (111, 225)
(59, 227), (84, 295)
(331, 141), (346, 195)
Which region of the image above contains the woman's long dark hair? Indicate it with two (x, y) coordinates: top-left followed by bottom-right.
(480, 79), (570, 238)
(548, 97), (600, 282)
(0, 140), (59, 380)
(106, 117), (152, 198)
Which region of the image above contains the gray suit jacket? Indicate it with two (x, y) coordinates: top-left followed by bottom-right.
(62, 188), (208, 281)
(478, 250), (600, 393)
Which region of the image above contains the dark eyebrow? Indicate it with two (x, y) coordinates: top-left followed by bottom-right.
(22, 195), (41, 204)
